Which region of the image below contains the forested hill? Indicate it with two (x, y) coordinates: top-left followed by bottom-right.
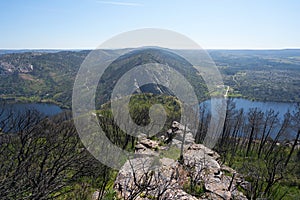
(1, 49), (300, 107)
(0, 50), (90, 107)
(96, 48), (208, 106)
(0, 48), (208, 108)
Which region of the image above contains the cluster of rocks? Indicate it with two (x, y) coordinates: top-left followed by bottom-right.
(113, 121), (249, 199)
(183, 144), (248, 199)
(166, 121), (195, 147)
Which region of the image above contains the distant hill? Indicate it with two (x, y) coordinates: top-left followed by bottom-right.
(0, 50), (90, 107)
(96, 48), (208, 106)
(0, 49), (84, 55)
(208, 49), (300, 57)
(1, 48), (300, 106)
(0, 48), (208, 107)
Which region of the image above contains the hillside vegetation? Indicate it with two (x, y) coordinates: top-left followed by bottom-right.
(1, 49), (300, 109)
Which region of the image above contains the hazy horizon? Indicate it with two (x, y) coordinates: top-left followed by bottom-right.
(1, 47), (300, 51)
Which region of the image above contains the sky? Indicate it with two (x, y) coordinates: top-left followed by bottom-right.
(0, 0), (299, 49)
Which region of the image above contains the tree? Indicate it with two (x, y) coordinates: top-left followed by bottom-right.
(284, 130), (300, 167)
(257, 109), (279, 158)
(0, 110), (109, 199)
(245, 108), (264, 157)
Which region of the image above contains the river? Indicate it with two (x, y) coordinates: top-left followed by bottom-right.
(1, 98), (297, 122)
(200, 98), (298, 138)
(0, 103), (62, 116)
(0, 99), (298, 134)
(200, 98), (297, 121)
(0, 103), (63, 132)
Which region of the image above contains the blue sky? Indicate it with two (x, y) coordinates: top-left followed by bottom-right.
(0, 0), (299, 49)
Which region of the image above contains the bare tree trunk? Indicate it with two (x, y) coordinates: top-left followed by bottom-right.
(179, 124), (187, 164)
(284, 130), (300, 167)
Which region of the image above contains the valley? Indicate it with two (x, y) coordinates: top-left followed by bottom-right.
(0, 48), (300, 199)
(1, 49), (300, 108)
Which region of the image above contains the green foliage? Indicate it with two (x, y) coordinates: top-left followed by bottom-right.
(182, 178), (205, 197)
(139, 192), (156, 199)
(97, 93), (182, 151)
(102, 189), (119, 200)
(128, 93), (181, 131)
(221, 144), (300, 199)
(159, 145), (181, 160)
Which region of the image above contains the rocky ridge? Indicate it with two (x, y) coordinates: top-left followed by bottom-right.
(114, 121), (248, 199)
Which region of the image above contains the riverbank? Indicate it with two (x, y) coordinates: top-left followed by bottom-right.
(0, 96), (70, 109)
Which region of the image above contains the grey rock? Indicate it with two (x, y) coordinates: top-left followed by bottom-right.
(114, 121), (248, 199)
(91, 190), (99, 200)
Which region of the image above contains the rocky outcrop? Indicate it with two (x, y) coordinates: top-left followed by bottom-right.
(0, 60), (33, 74)
(114, 122), (248, 199)
(166, 121), (195, 147)
(184, 143), (247, 199)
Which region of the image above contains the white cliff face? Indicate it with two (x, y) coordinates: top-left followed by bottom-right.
(114, 121), (248, 200)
